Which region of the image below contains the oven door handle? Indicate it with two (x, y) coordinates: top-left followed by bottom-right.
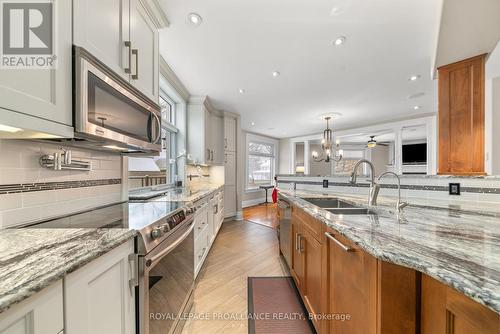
(147, 218), (194, 266)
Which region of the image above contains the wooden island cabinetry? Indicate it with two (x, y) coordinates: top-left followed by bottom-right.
(288, 205), (418, 334)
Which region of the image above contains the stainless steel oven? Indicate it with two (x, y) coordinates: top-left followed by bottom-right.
(139, 214), (195, 334)
(74, 46), (161, 154)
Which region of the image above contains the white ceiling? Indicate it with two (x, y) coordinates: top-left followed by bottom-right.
(159, 0), (440, 138)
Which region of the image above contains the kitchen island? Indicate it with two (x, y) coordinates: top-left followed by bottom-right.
(278, 189), (500, 333)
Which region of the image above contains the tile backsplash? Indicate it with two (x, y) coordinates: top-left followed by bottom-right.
(0, 140), (124, 228)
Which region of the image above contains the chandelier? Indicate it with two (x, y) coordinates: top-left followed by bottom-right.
(312, 116), (343, 162)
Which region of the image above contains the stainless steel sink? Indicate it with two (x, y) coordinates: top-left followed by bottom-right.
(302, 197), (357, 209)
(326, 208), (376, 215)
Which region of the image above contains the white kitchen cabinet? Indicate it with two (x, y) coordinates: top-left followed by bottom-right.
(0, 281), (63, 334)
(74, 0), (165, 102)
(187, 97), (224, 166)
(64, 239), (135, 334)
(129, 0), (160, 102)
(224, 116), (237, 152)
(0, 0), (73, 138)
(224, 185), (237, 218)
(73, 0), (130, 81)
(224, 151), (236, 185)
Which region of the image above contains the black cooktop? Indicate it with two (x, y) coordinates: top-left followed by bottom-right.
(21, 200), (185, 230)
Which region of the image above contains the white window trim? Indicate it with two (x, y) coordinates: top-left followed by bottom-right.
(245, 133), (279, 192)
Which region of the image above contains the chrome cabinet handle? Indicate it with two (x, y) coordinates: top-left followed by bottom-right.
(325, 232), (353, 252)
(124, 41), (132, 73)
(132, 48), (139, 80)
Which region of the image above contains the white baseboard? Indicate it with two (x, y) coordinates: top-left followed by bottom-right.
(242, 198), (266, 208)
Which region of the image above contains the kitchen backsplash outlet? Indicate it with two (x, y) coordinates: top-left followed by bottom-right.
(0, 140), (124, 228)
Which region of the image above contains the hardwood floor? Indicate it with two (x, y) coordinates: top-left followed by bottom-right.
(182, 220), (288, 334)
(243, 203), (279, 229)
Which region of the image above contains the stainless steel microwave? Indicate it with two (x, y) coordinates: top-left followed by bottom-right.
(73, 47), (161, 154)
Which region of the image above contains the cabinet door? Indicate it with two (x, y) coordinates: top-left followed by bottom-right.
(224, 185), (237, 217)
(130, 0), (159, 102)
(65, 240), (135, 334)
(224, 152), (236, 186)
(325, 230), (377, 334)
(0, 0), (72, 132)
(301, 227), (323, 332)
(291, 214), (304, 290)
(0, 281), (63, 334)
(438, 54), (486, 175)
(421, 274), (500, 334)
(224, 117), (237, 152)
(73, 0), (130, 81)
(211, 114), (224, 165)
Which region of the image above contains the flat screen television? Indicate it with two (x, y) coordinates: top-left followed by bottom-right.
(402, 143), (427, 164)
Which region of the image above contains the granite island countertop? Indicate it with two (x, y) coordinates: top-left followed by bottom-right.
(279, 190), (500, 314)
(0, 228), (135, 313)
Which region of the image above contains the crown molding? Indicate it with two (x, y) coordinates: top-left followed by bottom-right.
(159, 57), (190, 101)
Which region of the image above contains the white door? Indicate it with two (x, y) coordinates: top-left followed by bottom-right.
(224, 117), (237, 152)
(129, 0), (159, 102)
(0, 0), (72, 128)
(65, 240), (135, 334)
(224, 185), (237, 218)
(73, 0), (130, 81)
(0, 281), (63, 334)
(224, 151), (236, 185)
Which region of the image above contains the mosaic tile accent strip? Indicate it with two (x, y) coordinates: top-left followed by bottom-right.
(0, 179), (122, 195)
(277, 180), (500, 194)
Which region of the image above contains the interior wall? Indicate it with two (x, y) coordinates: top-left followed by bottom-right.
(278, 138), (291, 174)
(492, 77), (500, 175)
(369, 145), (390, 176)
(0, 140), (123, 228)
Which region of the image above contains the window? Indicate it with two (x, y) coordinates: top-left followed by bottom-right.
(246, 138), (276, 190)
(128, 91), (178, 189)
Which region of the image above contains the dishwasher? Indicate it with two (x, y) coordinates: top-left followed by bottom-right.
(277, 198), (292, 268)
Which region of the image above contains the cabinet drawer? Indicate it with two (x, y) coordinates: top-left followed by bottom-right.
(194, 205), (209, 240)
(194, 226), (209, 273)
(293, 206), (323, 242)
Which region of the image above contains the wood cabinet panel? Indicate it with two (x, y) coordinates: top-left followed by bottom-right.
(438, 54), (486, 175)
(324, 229), (377, 334)
(301, 226), (323, 332)
(291, 215), (304, 289)
(421, 274), (500, 334)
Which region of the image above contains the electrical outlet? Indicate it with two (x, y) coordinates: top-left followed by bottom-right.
(449, 183), (460, 195)
(323, 180), (329, 188)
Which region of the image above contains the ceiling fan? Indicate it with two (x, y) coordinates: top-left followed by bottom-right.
(366, 135), (389, 148)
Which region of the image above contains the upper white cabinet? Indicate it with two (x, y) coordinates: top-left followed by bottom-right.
(74, 0), (165, 102)
(0, 281), (63, 334)
(73, 0), (130, 81)
(65, 240), (136, 334)
(224, 116), (237, 152)
(0, 0), (73, 138)
(129, 0), (160, 101)
(187, 97), (224, 166)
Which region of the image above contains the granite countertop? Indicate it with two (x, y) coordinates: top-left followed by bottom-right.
(0, 183), (223, 313)
(279, 190), (500, 314)
(0, 228), (135, 313)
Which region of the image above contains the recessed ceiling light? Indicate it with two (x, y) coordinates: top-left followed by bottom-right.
(272, 71), (280, 77)
(409, 75), (421, 81)
(239, 88), (245, 94)
(413, 106), (421, 110)
(251, 122), (255, 126)
(333, 36), (346, 46)
(187, 13), (202, 25)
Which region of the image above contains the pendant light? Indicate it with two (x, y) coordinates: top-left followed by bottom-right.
(312, 116), (343, 162)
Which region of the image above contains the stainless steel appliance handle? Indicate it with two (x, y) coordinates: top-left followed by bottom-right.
(124, 41), (132, 73)
(297, 234), (303, 253)
(132, 48), (139, 80)
(151, 112), (162, 144)
(148, 219), (194, 265)
(128, 253), (139, 294)
(325, 232), (353, 252)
